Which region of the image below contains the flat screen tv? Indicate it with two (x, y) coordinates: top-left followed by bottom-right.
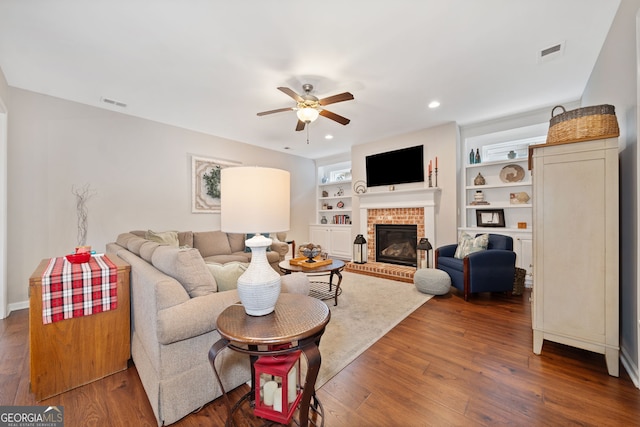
(365, 145), (425, 187)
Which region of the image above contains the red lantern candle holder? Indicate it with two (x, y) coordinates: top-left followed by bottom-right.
(254, 350), (302, 424)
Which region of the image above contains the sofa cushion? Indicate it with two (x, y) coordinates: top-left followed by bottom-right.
(145, 229), (180, 246)
(151, 246), (217, 297)
(116, 232), (139, 248)
(206, 262), (248, 291)
(127, 236), (148, 256)
(203, 254), (251, 265)
(139, 241), (161, 262)
(227, 233), (246, 253)
(454, 232), (489, 259)
(193, 231), (232, 258)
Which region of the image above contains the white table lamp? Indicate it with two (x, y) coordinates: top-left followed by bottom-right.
(221, 166), (290, 316)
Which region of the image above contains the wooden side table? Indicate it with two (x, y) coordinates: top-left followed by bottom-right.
(209, 293), (330, 427)
(28, 254), (131, 400)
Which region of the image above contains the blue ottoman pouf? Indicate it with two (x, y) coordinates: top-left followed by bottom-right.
(414, 268), (451, 295)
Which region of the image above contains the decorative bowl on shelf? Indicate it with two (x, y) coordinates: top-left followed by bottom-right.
(66, 252), (91, 264)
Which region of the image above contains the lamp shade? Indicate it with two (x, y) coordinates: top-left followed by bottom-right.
(221, 167), (290, 234)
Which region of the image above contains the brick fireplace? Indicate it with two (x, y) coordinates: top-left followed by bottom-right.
(346, 187), (439, 282)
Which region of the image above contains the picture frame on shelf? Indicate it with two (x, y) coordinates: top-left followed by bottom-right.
(476, 209), (506, 227)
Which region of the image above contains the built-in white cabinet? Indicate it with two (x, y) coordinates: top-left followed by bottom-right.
(530, 137), (619, 377)
(309, 225), (352, 259)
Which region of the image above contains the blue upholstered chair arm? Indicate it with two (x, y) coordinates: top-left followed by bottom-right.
(466, 249), (516, 269)
(436, 244), (458, 258)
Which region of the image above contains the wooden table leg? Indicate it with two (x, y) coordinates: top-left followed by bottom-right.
(329, 269), (343, 306)
(299, 339), (322, 427)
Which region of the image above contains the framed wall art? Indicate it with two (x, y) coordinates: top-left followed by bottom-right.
(191, 156), (241, 213)
(476, 209), (506, 227)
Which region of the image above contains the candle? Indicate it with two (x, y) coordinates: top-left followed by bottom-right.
(436, 156), (438, 169)
(263, 380), (277, 406)
(288, 366), (297, 403)
(429, 160), (432, 173)
(273, 387), (283, 412)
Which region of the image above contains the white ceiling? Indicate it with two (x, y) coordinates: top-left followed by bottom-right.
(0, 1), (621, 159)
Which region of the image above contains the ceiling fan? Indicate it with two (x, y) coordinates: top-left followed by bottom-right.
(257, 84), (354, 131)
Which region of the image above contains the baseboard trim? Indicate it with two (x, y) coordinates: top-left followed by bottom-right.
(8, 299), (28, 315)
(620, 345), (639, 388)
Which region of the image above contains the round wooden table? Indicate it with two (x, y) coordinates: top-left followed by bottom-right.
(209, 294), (330, 427)
(279, 259), (345, 306)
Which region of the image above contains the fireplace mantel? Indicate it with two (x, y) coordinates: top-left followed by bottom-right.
(356, 187), (441, 248)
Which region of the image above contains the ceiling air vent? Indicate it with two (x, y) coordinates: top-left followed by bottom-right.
(100, 97), (127, 108)
(538, 42), (564, 63)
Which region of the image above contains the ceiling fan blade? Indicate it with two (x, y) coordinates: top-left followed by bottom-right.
(320, 109), (351, 125)
(278, 87), (303, 102)
(295, 120), (306, 131)
(318, 92), (354, 106)
(257, 107), (294, 116)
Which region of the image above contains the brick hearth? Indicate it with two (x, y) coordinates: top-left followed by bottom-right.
(345, 261), (416, 283)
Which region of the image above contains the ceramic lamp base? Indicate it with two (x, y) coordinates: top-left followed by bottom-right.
(237, 234), (281, 316)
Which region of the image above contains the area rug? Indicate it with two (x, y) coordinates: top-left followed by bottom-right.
(314, 271), (433, 388)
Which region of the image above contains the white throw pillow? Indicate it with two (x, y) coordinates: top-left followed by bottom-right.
(206, 262), (248, 292)
(454, 232), (489, 259)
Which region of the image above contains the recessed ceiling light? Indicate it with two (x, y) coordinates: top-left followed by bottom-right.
(325, 134), (334, 140)
(428, 101), (440, 109)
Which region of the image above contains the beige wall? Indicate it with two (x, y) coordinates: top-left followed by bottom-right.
(7, 88), (316, 308)
(582, 0), (640, 379)
(350, 122), (459, 249)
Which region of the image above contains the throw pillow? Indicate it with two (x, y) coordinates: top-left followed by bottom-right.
(454, 232), (489, 259)
(151, 246), (217, 297)
(145, 229), (180, 247)
(206, 262), (248, 291)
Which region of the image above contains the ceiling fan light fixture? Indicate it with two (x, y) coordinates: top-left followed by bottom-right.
(296, 107), (320, 123)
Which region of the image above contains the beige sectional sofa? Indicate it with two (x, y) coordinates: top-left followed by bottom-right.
(106, 230), (289, 426)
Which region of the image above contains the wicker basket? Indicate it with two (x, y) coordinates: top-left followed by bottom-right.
(546, 104), (619, 144)
(513, 267), (526, 296)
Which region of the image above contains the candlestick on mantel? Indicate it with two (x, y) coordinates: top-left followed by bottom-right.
(435, 167), (438, 187)
(436, 156), (438, 169)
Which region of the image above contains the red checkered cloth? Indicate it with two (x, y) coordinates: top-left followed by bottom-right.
(40, 255), (118, 324)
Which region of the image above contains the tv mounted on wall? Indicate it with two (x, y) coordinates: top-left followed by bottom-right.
(365, 145), (425, 187)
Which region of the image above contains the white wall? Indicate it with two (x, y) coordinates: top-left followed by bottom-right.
(0, 67), (8, 318)
(7, 88), (316, 309)
(582, 0), (640, 383)
(350, 122), (459, 249)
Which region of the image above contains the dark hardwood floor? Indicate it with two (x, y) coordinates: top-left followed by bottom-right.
(2, 288), (640, 426)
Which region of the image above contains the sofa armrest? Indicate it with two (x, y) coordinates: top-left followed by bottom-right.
(270, 240), (289, 260)
(436, 244), (458, 259)
(157, 289), (240, 345)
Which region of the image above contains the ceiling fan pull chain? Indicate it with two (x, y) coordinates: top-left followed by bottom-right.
(306, 124), (310, 144)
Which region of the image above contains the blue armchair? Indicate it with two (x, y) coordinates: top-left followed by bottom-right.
(434, 233), (516, 301)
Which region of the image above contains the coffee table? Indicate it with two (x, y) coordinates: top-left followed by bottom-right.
(279, 259), (345, 306)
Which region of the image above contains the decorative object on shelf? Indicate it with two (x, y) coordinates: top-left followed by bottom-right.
(221, 166), (290, 316)
(300, 243), (322, 263)
(471, 190), (490, 205)
(322, 202), (328, 210)
(353, 180), (367, 194)
(510, 192), (531, 204)
(416, 237), (433, 268)
(546, 104), (619, 145)
(353, 234), (367, 264)
(469, 149), (475, 164)
(499, 164), (525, 183)
(518, 222), (527, 229)
(474, 172), (486, 186)
(336, 201), (345, 209)
(507, 150), (517, 159)
(321, 190), (328, 197)
(475, 148), (481, 163)
(335, 187), (344, 196)
(389, 185), (395, 191)
(320, 216), (328, 224)
(321, 176), (328, 184)
(476, 209), (506, 227)
(428, 159), (433, 187)
(435, 156), (439, 187)
(254, 351), (302, 424)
